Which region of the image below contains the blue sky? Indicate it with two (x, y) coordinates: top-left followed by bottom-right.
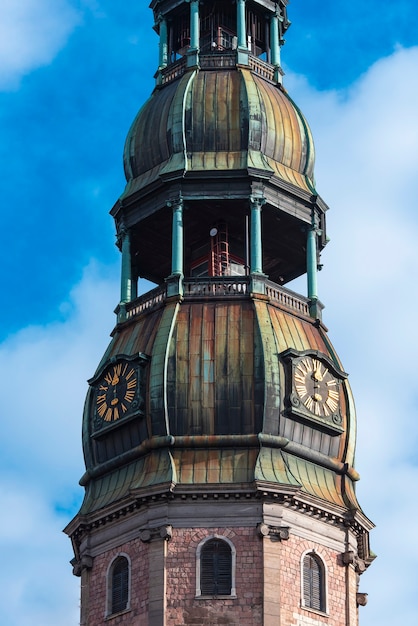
(1, 1), (418, 624)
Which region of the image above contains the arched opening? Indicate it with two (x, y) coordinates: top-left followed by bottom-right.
(196, 536), (237, 597)
(108, 555), (130, 615)
(302, 552), (326, 613)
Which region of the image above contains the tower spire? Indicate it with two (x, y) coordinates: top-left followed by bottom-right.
(65, 3), (374, 624)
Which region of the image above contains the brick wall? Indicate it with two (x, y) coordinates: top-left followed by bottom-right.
(85, 538), (149, 626)
(166, 527), (263, 625)
(82, 522), (358, 626)
(279, 535), (356, 626)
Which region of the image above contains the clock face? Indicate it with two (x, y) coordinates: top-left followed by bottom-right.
(294, 356), (340, 418)
(96, 361), (138, 423)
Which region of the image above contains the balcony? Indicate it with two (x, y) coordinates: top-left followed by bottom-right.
(160, 51), (277, 86)
(123, 277), (319, 323)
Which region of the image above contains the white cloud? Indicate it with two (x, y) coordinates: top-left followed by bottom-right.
(0, 480), (80, 626)
(0, 261), (119, 485)
(0, 260), (119, 623)
(287, 47), (418, 625)
(2, 42), (418, 625)
(0, 0), (81, 90)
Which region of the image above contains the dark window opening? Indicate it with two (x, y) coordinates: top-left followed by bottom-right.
(111, 556), (129, 614)
(303, 553), (325, 612)
(201, 539), (232, 595)
(201, 1), (236, 52)
(246, 6), (268, 57)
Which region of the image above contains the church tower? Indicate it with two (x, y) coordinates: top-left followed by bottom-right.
(65, 2), (374, 624)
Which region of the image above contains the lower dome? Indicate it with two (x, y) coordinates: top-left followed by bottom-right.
(80, 281), (359, 515)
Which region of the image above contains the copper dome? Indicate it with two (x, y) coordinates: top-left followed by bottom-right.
(123, 67), (316, 196)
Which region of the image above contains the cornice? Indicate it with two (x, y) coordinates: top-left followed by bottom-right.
(65, 481), (373, 549)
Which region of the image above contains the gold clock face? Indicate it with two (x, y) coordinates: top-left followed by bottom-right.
(96, 361), (137, 423)
(294, 357), (339, 418)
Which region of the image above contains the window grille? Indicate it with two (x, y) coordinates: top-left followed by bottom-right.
(201, 538), (232, 595)
(302, 553), (325, 612)
(111, 556), (129, 614)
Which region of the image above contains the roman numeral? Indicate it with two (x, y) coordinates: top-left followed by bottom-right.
(326, 397), (338, 412)
(305, 396), (314, 411)
(126, 367), (135, 380)
(125, 390), (135, 402)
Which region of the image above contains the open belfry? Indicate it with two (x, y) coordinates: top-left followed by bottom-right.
(65, 1), (374, 624)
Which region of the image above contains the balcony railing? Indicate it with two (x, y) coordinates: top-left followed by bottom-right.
(264, 280), (311, 317)
(183, 277), (249, 298)
(200, 52), (237, 69)
(125, 284), (167, 320)
(248, 56), (275, 82)
(160, 58), (187, 85)
(122, 277), (318, 324)
(159, 52), (278, 86)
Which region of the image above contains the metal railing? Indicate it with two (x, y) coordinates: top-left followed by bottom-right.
(248, 56), (275, 82)
(183, 277), (249, 298)
(159, 52), (277, 86)
(265, 280), (310, 316)
(125, 284), (167, 320)
(160, 58), (187, 85)
(200, 52), (237, 69)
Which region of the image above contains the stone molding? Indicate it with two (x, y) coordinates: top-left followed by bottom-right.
(71, 554), (93, 577)
(139, 524), (173, 543)
(66, 487), (372, 563)
(257, 522), (290, 541)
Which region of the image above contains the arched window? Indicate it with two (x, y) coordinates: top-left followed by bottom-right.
(108, 555), (130, 615)
(196, 536), (236, 597)
(302, 552), (326, 612)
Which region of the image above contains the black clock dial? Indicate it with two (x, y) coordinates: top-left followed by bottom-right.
(96, 362), (137, 422)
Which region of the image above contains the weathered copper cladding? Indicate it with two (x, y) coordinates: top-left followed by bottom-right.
(80, 287), (359, 516)
(73, 0), (371, 551)
(114, 62), (325, 286)
(123, 69), (314, 190)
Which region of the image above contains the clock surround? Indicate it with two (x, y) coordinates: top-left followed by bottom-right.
(281, 348), (347, 436)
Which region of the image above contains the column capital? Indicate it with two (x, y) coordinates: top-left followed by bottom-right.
(249, 195), (266, 209)
(116, 223), (129, 249)
(70, 555), (93, 577)
(139, 525), (173, 543)
(166, 195), (184, 211)
(257, 523), (290, 541)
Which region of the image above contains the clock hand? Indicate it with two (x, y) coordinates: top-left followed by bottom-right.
(312, 368), (323, 382)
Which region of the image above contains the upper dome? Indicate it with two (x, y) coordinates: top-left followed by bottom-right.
(123, 66), (316, 197)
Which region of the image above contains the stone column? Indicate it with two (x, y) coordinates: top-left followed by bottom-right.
(158, 16), (168, 69)
(120, 227), (134, 304)
(187, 0), (200, 67)
(140, 526), (172, 626)
(250, 196), (266, 295)
(71, 555), (93, 626)
(167, 197), (184, 297)
(250, 196), (265, 275)
(270, 10), (282, 83)
(237, 0), (249, 64)
(258, 523), (289, 626)
(307, 221), (319, 318)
